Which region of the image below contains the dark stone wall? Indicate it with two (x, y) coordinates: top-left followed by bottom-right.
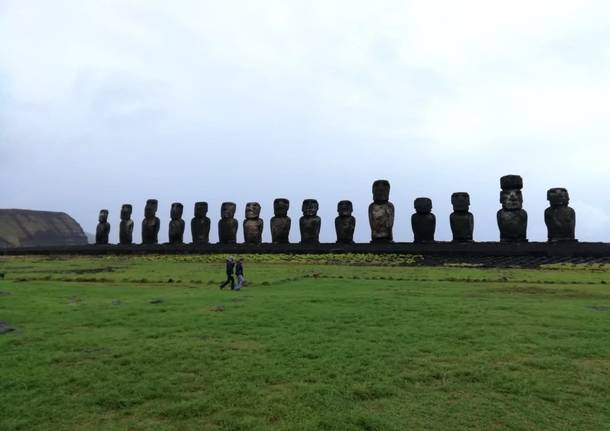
(3, 241), (610, 259)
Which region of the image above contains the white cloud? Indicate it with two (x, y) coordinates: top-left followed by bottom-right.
(0, 0), (609, 242)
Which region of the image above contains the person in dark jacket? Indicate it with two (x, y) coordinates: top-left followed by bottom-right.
(235, 259), (244, 290)
(220, 256), (235, 290)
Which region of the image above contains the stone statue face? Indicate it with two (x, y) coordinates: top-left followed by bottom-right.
(221, 202), (236, 219)
(99, 210), (108, 223)
(372, 180), (390, 203)
(194, 202), (208, 218)
(273, 198), (289, 217)
(171, 203), (183, 220)
(245, 202), (261, 219)
(302, 199), (319, 217)
(120, 205), (132, 221)
(548, 188), (569, 207)
(500, 190), (523, 210)
(414, 198), (432, 214)
(451, 193), (470, 212)
(337, 200), (353, 216)
(144, 200), (158, 218)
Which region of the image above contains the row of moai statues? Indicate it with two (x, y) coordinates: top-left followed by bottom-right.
(95, 177), (576, 245)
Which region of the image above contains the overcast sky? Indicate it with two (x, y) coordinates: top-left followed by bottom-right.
(1, 1), (610, 243)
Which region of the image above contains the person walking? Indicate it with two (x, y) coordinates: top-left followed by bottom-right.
(235, 258), (245, 291)
(220, 256), (235, 290)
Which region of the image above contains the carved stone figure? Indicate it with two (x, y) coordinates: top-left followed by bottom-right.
(243, 202), (263, 244)
(497, 175), (528, 242)
(142, 199), (160, 244)
(368, 180), (394, 243)
(119, 204), (133, 245)
(335, 200), (355, 244)
(191, 202), (210, 244)
(218, 202), (238, 244)
(300, 199), (321, 244)
(271, 198), (291, 244)
(450, 192), (474, 242)
(545, 188), (576, 242)
(95, 209), (110, 245)
(168, 202), (185, 244)
(411, 198), (435, 243)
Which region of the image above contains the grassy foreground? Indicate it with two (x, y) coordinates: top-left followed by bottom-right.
(1, 254), (609, 431)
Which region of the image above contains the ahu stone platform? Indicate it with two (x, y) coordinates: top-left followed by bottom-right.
(3, 241), (610, 260)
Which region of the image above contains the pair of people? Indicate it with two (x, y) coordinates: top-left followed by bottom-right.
(220, 256), (244, 290)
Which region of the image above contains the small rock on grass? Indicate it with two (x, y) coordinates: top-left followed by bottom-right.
(209, 305), (225, 312)
(0, 321), (16, 334)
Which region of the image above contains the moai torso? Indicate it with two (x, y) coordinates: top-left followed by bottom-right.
(271, 198), (291, 244)
(142, 199), (160, 244)
(168, 203), (185, 244)
(119, 204), (134, 245)
(411, 198), (435, 243)
(545, 188), (576, 242)
(95, 209), (110, 245)
(300, 199), (321, 244)
(243, 202), (263, 244)
(335, 200), (355, 244)
(218, 202), (238, 244)
(497, 175), (528, 242)
(369, 180), (394, 243)
(191, 202), (211, 244)
(450, 193), (474, 242)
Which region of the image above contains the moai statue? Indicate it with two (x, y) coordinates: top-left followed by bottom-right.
(368, 180), (394, 243)
(300, 199), (321, 244)
(497, 175), (528, 242)
(119, 204), (134, 245)
(545, 188), (576, 242)
(450, 192), (474, 242)
(335, 200), (355, 244)
(168, 202), (185, 244)
(191, 202), (210, 244)
(243, 202), (263, 244)
(411, 198), (436, 243)
(218, 202), (238, 244)
(95, 209), (110, 245)
(142, 199), (160, 244)
(271, 198), (291, 244)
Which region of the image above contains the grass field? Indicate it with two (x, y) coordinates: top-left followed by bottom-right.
(1, 254), (610, 431)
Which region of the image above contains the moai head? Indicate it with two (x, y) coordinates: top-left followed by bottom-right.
(302, 199), (319, 217)
(337, 200), (353, 217)
(170, 203), (183, 220)
(245, 202), (261, 219)
(414, 198), (432, 214)
(98, 209), (109, 223)
(194, 202), (208, 218)
(221, 202), (237, 219)
(144, 199), (158, 218)
(547, 188), (570, 207)
(120, 204), (132, 221)
(273, 198), (290, 217)
(372, 180), (390, 203)
(500, 175), (523, 210)
(451, 193), (470, 212)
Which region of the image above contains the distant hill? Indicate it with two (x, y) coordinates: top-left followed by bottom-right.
(0, 209), (88, 248)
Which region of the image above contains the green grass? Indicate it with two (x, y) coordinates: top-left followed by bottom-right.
(1, 254), (609, 430)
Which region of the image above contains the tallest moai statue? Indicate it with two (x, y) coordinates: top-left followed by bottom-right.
(368, 180), (394, 243)
(497, 175), (528, 242)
